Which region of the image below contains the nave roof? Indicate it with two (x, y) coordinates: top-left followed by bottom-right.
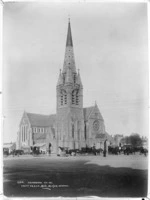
(26, 112), (56, 127)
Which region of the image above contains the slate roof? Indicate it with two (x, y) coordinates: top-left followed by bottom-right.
(83, 106), (94, 121)
(83, 106), (104, 121)
(26, 113), (56, 127)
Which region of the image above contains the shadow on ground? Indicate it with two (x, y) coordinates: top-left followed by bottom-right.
(3, 158), (148, 197)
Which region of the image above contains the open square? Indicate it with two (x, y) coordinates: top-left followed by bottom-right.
(3, 154), (148, 197)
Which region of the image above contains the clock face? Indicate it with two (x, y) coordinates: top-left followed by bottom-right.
(93, 120), (100, 131)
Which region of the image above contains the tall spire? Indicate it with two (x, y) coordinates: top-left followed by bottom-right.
(66, 18), (73, 47)
(63, 19), (76, 74)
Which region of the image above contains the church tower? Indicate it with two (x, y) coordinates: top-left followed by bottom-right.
(56, 19), (85, 149)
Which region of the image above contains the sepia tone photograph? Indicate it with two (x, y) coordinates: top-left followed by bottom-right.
(2, 1), (149, 198)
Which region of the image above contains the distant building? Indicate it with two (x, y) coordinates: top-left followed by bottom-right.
(17, 20), (112, 154)
(142, 136), (148, 149)
(113, 134), (124, 146)
(3, 142), (16, 154)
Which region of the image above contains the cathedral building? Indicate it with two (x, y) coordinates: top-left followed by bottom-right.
(17, 20), (110, 153)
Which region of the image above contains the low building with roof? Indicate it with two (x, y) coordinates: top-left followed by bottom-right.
(113, 134), (124, 146)
(3, 142), (16, 154)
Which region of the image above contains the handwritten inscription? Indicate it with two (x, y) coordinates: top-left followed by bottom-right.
(17, 180), (69, 190)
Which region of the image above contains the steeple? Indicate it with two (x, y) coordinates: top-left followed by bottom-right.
(57, 19), (83, 110)
(66, 18), (73, 47)
(63, 19), (76, 74)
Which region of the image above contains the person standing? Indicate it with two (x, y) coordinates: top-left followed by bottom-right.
(103, 139), (107, 157)
(49, 143), (52, 156)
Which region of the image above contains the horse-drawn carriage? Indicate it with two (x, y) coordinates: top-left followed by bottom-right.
(57, 146), (103, 157)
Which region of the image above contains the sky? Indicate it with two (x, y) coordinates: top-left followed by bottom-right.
(3, 2), (149, 143)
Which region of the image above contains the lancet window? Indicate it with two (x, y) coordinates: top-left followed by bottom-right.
(60, 90), (67, 106)
(72, 124), (74, 138)
(72, 89), (79, 105)
(73, 74), (76, 83)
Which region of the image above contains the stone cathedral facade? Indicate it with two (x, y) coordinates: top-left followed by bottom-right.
(17, 20), (110, 153)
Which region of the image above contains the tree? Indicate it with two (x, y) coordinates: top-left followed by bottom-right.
(120, 133), (142, 147)
(120, 136), (131, 145)
(130, 133), (142, 147)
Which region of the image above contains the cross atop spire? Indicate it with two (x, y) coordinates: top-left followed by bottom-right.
(66, 19), (73, 46)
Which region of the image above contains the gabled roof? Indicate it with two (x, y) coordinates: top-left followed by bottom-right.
(83, 105), (104, 121)
(83, 106), (94, 121)
(26, 113), (56, 127)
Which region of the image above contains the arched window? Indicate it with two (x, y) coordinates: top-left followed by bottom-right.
(24, 126), (25, 141)
(72, 90), (79, 105)
(78, 129), (80, 140)
(25, 126), (27, 140)
(72, 90), (75, 104)
(72, 124), (74, 138)
(76, 92), (79, 105)
(60, 90), (67, 106)
(61, 95), (63, 105)
(84, 124), (87, 140)
(64, 93), (67, 104)
(74, 74), (76, 83)
(21, 126), (23, 142)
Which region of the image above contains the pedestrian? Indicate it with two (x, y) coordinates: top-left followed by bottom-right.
(103, 149), (106, 157)
(58, 146), (62, 156)
(49, 143), (52, 156)
(119, 146), (121, 154)
(103, 139), (107, 157)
